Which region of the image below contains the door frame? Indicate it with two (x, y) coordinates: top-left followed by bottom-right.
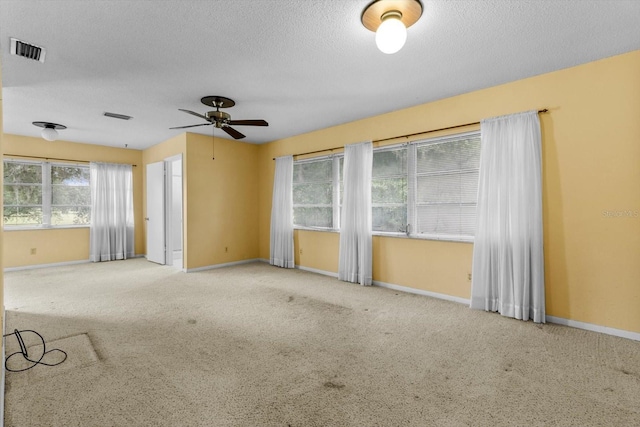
(164, 154), (184, 270)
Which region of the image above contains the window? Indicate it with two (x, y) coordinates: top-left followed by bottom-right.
(3, 160), (91, 228)
(3, 161), (43, 226)
(292, 157), (339, 229)
(413, 133), (480, 240)
(291, 131), (480, 241)
(50, 164), (91, 226)
(372, 147), (407, 233)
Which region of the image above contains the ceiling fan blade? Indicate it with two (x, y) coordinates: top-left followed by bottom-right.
(178, 109), (209, 121)
(227, 119), (269, 127)
(169, 123), (213, 130)
(222, 126), (245, 139)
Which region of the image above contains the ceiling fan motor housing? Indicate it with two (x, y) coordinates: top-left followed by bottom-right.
(207, 110), (231, 127)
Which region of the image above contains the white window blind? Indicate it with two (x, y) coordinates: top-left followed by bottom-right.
(371, 146), (407, 233)
(414, 133), (480, 240)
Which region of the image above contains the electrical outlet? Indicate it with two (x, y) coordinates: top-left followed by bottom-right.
(299, 248), (303, 255)
(467, 273), (472, 281)
(30, 248), (37, 255)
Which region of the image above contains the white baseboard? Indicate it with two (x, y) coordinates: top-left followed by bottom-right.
(4, 254), (146, 273)
(258, 259), (340, 277)
(372, 279), (472, 305)
(296, 265), (339, 278)
(286, 263), (640, 342)
(545, 315), (640, 342)
(290, 263), (470, 304)
(12, 257), (637, 342)
(3, 259), (90, 272)
(290, 263), (469, 305)
(185, 258), (261, 273)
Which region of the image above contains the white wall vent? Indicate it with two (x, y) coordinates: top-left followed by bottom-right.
(10, 37), (46, 62)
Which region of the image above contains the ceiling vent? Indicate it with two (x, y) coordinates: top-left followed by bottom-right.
(103, 112), (132, 121)
(10, 38), (46, 62)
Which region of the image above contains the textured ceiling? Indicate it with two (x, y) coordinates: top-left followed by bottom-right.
(1, 0), (639, 150)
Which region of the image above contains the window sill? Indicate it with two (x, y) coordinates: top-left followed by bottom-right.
(4, 225), (90, 232)
(294, 226), (339, 233)
(373, 232), (474, 243)
(293, 227), (473, 243)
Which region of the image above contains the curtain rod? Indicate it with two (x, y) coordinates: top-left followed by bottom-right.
(3, 154), (138, 167)
(274, 109), (548, 160)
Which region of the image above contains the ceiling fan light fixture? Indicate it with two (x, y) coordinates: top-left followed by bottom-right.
(362, 0), (423, 54)
(32, 121), (66, 142)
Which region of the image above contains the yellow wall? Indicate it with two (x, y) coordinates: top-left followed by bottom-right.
(183, 133), (259, 270)
(294, 229), (340, 273)
(258, 50), (640, 334)
(139, 132), (260, 271)
(2, 135), (144, 267)
(1, 129), (260, 271)
(2, 50), (638, 335)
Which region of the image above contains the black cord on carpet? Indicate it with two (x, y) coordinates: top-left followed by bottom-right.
(3, 329), (68, 372)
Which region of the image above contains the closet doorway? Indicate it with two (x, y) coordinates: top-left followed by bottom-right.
(146, 154), (183, 269)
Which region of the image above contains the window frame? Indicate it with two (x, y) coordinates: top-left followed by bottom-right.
(3, 159), (91, 231)
(292, 155), (341, 231)
(366, 131), (480, 242)
(371, 143), (409, 236)
(291, 130), (480, 242)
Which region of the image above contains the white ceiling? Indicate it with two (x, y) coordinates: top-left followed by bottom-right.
(1, 0), (639, 150)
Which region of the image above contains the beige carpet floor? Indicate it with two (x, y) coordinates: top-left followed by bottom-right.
(3, 259), (640, 426)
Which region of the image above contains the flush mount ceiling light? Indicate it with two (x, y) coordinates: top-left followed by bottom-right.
(362, 0), (423, 54)
(32, 121), (66, 141)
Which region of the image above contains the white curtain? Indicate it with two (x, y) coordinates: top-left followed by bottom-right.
(89, 162), (135, 262)
(470, 111), (545, 323)
(270, 156), (294, 268)
(339, 141), (373, 286)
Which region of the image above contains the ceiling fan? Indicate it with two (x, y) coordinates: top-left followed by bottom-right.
(170, 96), (268, 139)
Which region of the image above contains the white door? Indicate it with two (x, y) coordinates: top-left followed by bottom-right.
(146, 161), (165, 264)
(164, 155), (183, 270)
